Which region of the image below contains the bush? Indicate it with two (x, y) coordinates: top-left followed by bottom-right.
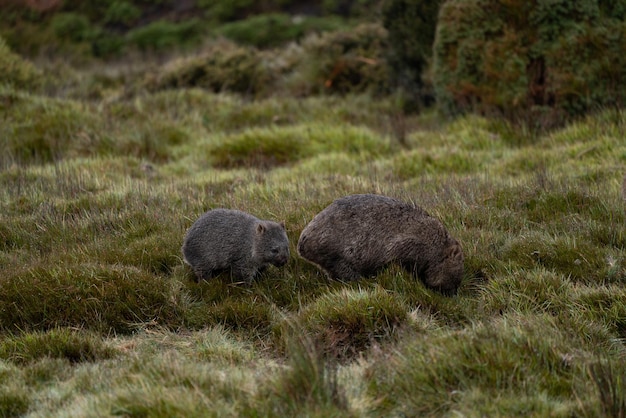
(198, 0), (256, 22)
(127, 19), (203, 52)
(382, 0), (442, 111)
(217, 13), (345, 49)
(287, 23), (391, 95)
(147, 40), (271, 95)
(90, 30), (125, 57)
(50, 12), (92, 42)
(0, 37), (41, 89)
(218, 13), (303, 48)
(104, 1), (141, 28)
(433, 0), (626, 123)
(322, 0), (382, 17)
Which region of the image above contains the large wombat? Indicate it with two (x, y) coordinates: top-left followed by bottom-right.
(297, 194), (464, 293)
(182, 209), (290, 282)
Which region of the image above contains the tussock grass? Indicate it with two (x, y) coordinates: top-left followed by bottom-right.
(285, 287), (409, 359)
(0, 328), (118, 364)
(0, 263), (181, 334)
(259, 327), (351, 416)
(2, 62), (626, 415)
(209, 124), (391, 169)
(367, 314), (590, 416)
(585, 358), (626, 418)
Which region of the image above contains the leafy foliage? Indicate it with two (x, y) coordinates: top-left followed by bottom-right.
(286, 23), (391, 95)
(127, 19), (204, 52)
(216, 13), (346, 49)
(433, 0), (626, 124)
(382, 0), (442, 111)
(0, 9), (626, 412)
(0, 37), (41, 89)
(146, 40), (270, 95)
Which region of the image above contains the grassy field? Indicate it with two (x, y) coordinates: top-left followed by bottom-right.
(1, 59), (626, 416)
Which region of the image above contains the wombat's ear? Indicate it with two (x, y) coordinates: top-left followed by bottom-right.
(256, 223), (266, 234)
(280, 221), (286, 230)
(445, 241), (463, 260)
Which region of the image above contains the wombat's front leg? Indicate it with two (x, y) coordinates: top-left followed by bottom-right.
(194, 268), (215, 282)
(231, 264), (259, 284)
(326, 260), (361, 282)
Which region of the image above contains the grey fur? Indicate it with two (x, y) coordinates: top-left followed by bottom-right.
(297, 194), (464, 293)
(182, 209), (290, 282)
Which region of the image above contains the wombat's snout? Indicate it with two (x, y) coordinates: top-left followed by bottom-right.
(274, 252), (289, 266)
(276, 252), (289, 267)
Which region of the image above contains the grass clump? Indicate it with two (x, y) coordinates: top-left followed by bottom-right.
(288, 287), (409, 359)
(0, 37), (41, 90)
(186, 295), (278, 337)
(499, 234), (609, 284)
(0, 381), (29, 418)
(367, 315), (584, 416)
(1, 45), (626, 416)
(584, 358), (626, 418)
(0, 328), (118, 364)
(0, 264), (181, 334)
(209, 124), (390, 168)
(0, 93), (100, 167)
(257, 329), (351, 416)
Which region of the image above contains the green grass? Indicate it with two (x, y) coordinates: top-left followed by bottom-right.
(1, 50), (626, 415)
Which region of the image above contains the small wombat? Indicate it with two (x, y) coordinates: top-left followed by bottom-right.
(297, 194), (464, 293)
(182, 209), (290, 283)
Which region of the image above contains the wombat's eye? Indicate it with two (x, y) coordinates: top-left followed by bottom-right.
(271, 248), (280, 254)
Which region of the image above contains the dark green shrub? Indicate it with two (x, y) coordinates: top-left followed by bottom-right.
(433, 0), (626, 123)
(0, 37), (41, 89)
(90, 30), (125, 57)
(127, 19), (203, 52)
(209, 127), (304, 169)
(208, 124), (389, 169)
(217, 13), (345, 49)
(382, 0), (442, 111)
(104, 1), (142, 27)
(322, 0), (382, 17)
(218, 13), (299, 48)
(198, 0), (256, 22)
(291, 23), (390, 95)
(50, 12), (92, 42)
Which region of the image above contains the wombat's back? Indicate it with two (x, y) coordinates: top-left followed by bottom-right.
(182, 209), (256, 268)
(297, 194), (463, 293)
(298, 194), (431, 255)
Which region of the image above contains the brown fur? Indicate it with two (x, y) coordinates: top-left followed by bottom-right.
(297, 194), (464, 293)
